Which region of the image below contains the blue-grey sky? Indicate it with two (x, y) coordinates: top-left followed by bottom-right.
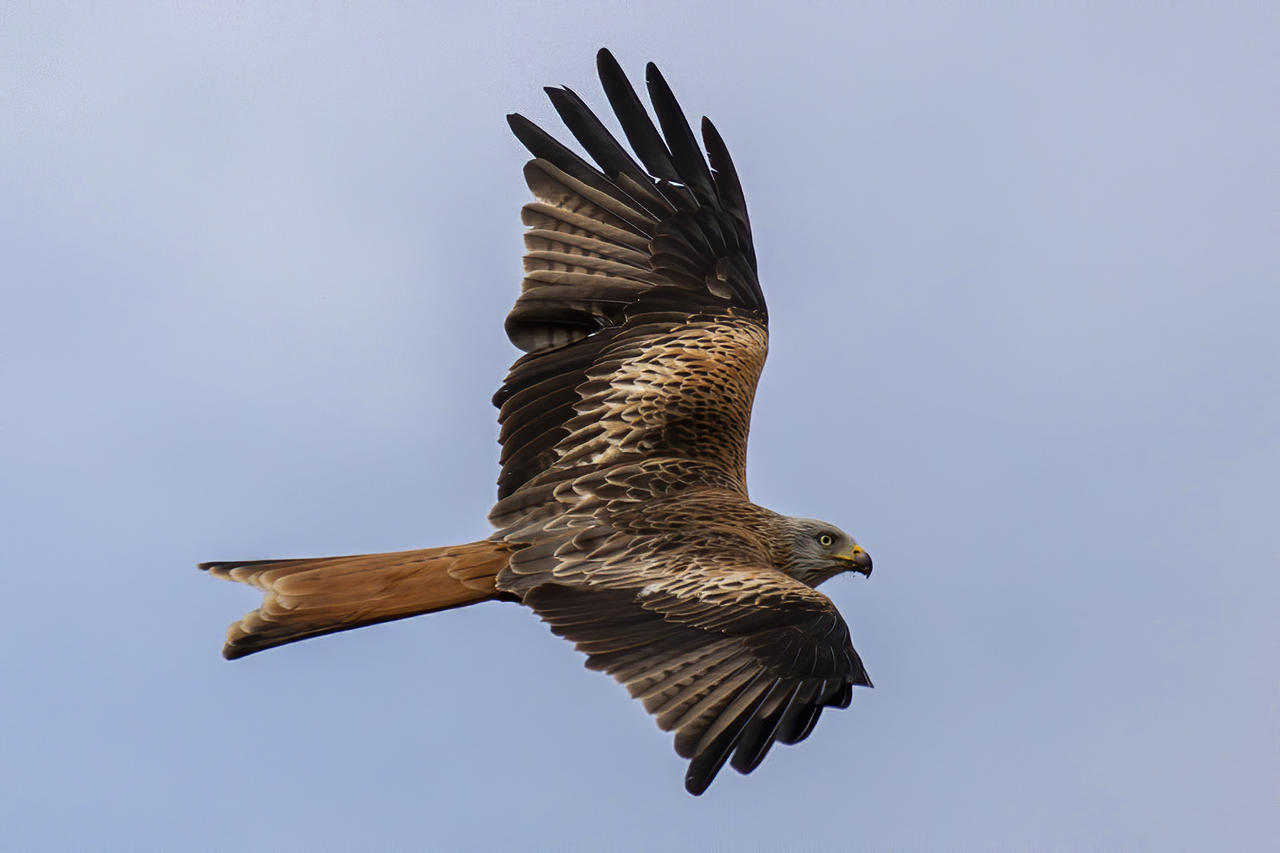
(3, 3), (1276, 850)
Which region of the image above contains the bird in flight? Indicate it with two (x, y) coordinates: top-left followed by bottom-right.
(202, 48), (874, 795)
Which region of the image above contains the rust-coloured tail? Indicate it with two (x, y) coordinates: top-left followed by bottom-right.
(200, 540), (514, 659)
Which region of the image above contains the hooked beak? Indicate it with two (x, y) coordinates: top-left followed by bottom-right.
(836, 545), (873, 577)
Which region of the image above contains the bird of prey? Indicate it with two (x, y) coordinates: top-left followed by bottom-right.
(202, 48), (874, 795)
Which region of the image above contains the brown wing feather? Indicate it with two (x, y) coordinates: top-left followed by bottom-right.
(523, 560), (869, 795)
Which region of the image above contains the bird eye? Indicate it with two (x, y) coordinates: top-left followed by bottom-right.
(817, 533), (835, 548)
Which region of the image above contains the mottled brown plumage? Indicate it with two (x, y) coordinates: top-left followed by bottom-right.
(202, 49), (873, 795)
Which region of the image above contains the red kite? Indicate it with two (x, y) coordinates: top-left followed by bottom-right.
(203, 49), (874, 795)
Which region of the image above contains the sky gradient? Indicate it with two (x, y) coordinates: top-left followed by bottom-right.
(3, 3), (1277, 850)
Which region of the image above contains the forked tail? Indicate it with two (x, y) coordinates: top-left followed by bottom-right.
(200, 540), (514, 659)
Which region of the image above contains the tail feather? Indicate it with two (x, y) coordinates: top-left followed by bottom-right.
(200, 540), (514, 659)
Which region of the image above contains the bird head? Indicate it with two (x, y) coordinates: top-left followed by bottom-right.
(783, 518), (872, 587)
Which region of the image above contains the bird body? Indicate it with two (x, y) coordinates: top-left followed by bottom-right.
(203, 49), (874, 795)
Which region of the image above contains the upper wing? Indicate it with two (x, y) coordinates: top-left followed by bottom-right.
(493, 49), (766, 508)
(522, 557), (871, 795)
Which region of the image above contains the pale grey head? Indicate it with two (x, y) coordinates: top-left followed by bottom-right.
(780, 517), (873, 587)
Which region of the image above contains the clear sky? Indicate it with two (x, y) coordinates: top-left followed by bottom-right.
(3, 3), (1276, 850)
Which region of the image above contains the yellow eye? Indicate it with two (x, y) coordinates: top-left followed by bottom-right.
(817, 533), (835, 548)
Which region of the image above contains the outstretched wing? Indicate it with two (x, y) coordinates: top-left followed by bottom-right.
(493, 49), (765, 510)
(522, 551), (871, 795)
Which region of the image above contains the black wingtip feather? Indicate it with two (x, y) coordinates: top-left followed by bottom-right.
(701, 116), (750, 228)
(508, 112), (612, 197)
(542, 85), (672, 218)
(683, 685), (772, 795)
(644, 62), (717, 202)
(728, 681), (803, 775)
(595, 50), (683, 187)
